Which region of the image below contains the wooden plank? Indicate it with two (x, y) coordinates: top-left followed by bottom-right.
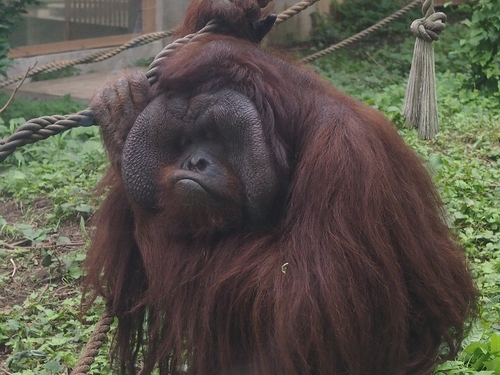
(7, 34), (136, 58)
(142, 0), (156, 33)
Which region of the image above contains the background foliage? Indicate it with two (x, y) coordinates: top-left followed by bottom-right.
(310, 0), (421, 48)
(459, 0), (500, 95)
(0, 0), (39, 77)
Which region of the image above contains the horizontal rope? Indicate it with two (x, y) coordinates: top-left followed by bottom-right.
(301, 0), (421, 64)
(0, 31), (174, 89)
(0, 22), (220, 163)
(0, 0), (322, 163)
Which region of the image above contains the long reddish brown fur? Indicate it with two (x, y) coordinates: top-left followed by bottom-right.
(84, 1), (477, 374)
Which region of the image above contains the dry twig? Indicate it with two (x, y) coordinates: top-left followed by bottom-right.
(2, 239), (30, 249)
(3, 240), (86, 250)
(0, 63), (37, 113)
(365, 52), (393, 76)
(10, 258), (17, 277)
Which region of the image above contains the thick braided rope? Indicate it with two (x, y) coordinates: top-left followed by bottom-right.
(69, 309), (115, 375)
(0, 31), (174, 89)
(0, 110), (94, 161)
(0, 22), (219, 163)
(0, 0), (319, 89)
(0, 0), (325, 163)
(409, 0), (446, 42)
(301, 0), (421, 64)
(275, 0), (320, 25)
(146, 20), (222, 85)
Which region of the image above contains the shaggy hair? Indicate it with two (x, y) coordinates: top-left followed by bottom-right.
(85, 0), (477, 374)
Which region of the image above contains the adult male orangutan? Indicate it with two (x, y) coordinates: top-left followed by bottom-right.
(85, 0), (477, 374)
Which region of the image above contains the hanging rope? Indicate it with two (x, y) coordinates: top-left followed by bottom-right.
(403, 0), (446, 139)
(69, 309), (115, 375)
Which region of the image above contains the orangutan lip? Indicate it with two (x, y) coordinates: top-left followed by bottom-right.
(176, 178), (205, 190)
(171, 172), (209, 193)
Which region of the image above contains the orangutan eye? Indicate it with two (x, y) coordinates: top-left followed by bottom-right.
(205, 130), (216, 140)
(178, 136), (190, 148)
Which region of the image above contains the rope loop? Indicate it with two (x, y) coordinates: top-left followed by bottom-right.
(410, 0), (446, 42)
(146, 19), (223, 85)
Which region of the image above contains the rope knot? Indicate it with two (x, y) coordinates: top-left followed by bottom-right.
(410, 12), (446, 42)
(411, 0), (447, 44)
(404, 0), (445, 139)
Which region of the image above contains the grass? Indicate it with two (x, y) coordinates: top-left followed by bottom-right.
(0, 22), (499, 375)
(0, 97), (109, 374)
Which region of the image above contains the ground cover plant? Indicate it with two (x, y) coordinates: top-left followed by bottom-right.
(0, 19), (499, 375)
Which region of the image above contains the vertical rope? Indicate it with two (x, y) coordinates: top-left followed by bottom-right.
(70, 309), (114, 375)
(403, 0), (446, 139)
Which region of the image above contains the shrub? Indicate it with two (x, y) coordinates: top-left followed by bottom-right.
(460, 0), (500, 95)
(0, 0), (39, 77)
(310, 0), (421, 48)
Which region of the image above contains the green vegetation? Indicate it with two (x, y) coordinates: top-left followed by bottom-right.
(0, 0), (39, 77)
(459, 0), (500, 95)
(30, 67), (82, 82)
(310, 0), (422, 48)
(0, 13), (499, 375)
(0, 98), (107, 374)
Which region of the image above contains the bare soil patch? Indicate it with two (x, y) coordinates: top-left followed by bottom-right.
(0, 199), (87, 310)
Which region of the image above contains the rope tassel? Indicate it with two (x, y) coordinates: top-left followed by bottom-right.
(403, 0), (446, 140)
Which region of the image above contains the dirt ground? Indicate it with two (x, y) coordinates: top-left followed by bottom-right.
(0, 198), (91, 370)
(0, 199), (87, 310)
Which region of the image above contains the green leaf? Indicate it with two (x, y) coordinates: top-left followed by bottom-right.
(69, 266), (83, 279)
(428, 153), (443, 175)
(491, 333), (500, 354)
(483, 357), (500, 373)
(75, 204), (92, 213)
(56, 236), (71, 246)
(45, 359), (63, 373)
(41, 254), (53, 267)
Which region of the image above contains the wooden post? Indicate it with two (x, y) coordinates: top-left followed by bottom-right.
(142, 0), (156, 33)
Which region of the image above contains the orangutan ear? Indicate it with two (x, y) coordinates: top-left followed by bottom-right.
(174, 0), (276, 41)
(252, 14), (277, 41)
